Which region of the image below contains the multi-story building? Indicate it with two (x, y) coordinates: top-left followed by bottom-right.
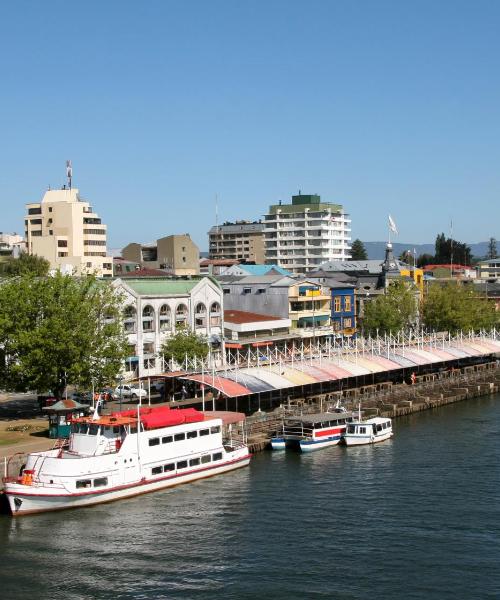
(25, 187), (113, 277)
(263, 193), (351, 275)
(122, 234), (199, 276)
(476, 258), (500, 280)
(208, 221), (265, 262)
(113, 276), (224, 378)
(0, 232), (26, 258)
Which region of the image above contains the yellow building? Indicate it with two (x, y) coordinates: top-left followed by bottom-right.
(25, 187), (113, 277)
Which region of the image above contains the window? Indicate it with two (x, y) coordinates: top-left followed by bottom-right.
(174, 433), (185, 441)
(344, 296), (351, 311)
(189, 458), (200, 467)
(57, 240), (68, 247)
(58, 252), (68, 257)
(144, 358), (155, 369)
(76, 479), (92, 489)
(149, 438), (160, 447)
(243, 288), (251, 294)
(30, 219), (42, 225)
(257, 288), (266, 294)
(223, 289), (230, 294)
(152, 466), (163, 475)
(199, 429), (209, 436)
(187, 430), (198, 439)
(195, 303), (207, 328)
(210, 302), (221, 327)
(143, 342), (155, 354)
(210, 426), (221, 434)
(162, 435), (173, 444)
(142, 305), (155, 332)
(48, 207), (52, 213)
(177, 460), (188, 469)
(159, 304), (171, 332)
(31, 230), (42, 236)
(83, 229), (106, 235)
(93, 477), (108, 487)
(28, 207), (42, 215)
(175, 303), (188, 326)
(84, 240), (106, 246)
(201, 455), (211, 464)
(360, 427), (366, 434)
(212, 452), (223, 461)
(343, 318), (352, 329)
(49, 230), (53, 235)
(164, 463), (175, 472)
(334, 297), (341, 312)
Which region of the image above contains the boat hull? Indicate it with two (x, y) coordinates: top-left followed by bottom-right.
(270, 437), (286, 450)
(4, 454), (250, 516)
(299, 435), (342, 452)
(344, 431), (393, 446)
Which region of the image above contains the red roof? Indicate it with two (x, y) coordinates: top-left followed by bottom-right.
(224, 309), (284, 324)
(423, 264), (470, 271)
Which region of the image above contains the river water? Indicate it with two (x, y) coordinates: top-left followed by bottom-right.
(1, 394), (499, 600)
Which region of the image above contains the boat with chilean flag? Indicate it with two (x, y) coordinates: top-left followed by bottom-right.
(270, 408), (354, 452)
(2, 404), (250, 516)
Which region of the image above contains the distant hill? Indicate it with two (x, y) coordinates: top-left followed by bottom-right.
(364, 241), (494, 261)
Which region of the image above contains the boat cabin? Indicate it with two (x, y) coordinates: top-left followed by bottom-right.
(283, 412), (353, 439)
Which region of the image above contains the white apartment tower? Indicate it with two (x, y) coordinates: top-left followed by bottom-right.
(25, 176), (113, 277)
(263, 193), (351, 275)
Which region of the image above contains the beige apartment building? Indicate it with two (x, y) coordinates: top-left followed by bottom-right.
(121, 234), (199, 276)
(208, 221), (265, 262)
(25, 187), (113, 277)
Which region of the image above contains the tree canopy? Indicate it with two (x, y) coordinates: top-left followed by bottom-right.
(0, 273), (128, 398)
(0, 252), (50, 277)
(434, 233), (472, 265)
(361, 281), (418, 336)
(350, 239), (368, 261)
(161, 330), (209, 366)
(487, 237), (497, 260)
(421, 282), (497, 333)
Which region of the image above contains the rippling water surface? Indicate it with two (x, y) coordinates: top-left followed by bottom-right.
(1, 394), (500, 599)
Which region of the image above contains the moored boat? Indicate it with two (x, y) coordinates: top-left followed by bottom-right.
(343, 417), (393, 446)
(2, 405), (250, 516)
(271, 410), (353, 452)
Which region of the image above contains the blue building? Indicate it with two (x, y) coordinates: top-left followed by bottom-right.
(330, 284), (356, 338)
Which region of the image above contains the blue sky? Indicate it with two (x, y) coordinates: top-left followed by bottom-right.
(1, 0), (499, 251)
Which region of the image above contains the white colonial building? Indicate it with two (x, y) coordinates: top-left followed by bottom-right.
(113, 276), (224, 378)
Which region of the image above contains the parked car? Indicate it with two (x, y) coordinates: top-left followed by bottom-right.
(113, 385), (147, 400)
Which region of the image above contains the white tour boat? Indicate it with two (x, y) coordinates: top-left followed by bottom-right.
(2, 405), (250, 516)
(271, 410), (353, 452)
(343, 416), (393, 446)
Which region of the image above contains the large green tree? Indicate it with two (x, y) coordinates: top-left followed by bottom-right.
(361, 280), (418, 335)
(434, 233), (472, 265)
(350, 239), (368, 261)
(0, 252), (50, 277)
(422, 282), (497, 333)
(161, 330), (208, 366)
(0, 273), (128, 398)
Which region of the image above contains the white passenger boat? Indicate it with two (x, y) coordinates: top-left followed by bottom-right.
(271, 410), (353, 452)
(343, 417), (393, 446)
(2, 405), (250, 516)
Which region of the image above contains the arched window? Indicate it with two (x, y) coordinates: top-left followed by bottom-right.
(175, 303), (188, 329)
(142, 305), (155, 332)
(123, 305), (136, 333)
(159, 304), (171, 332)
(210, 302), (221, 327)
(195, 303), (206, 328)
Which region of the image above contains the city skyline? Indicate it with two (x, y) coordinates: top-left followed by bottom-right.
(2, 1), (500, 250)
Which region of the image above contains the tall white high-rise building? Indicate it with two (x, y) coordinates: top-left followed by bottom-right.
(263, 193), (351, 275)
(25, 182), (113, 277)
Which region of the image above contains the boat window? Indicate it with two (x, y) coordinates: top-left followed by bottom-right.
(89, 424), (99, 436)
(152, 466), (162, 475)
(377, 424), (383, 432)
(78, 424), (89, 434)
(149, 438), (160, 447)
(177, 460), (187, 469)
(130, 426), (137, 434)
(113, 426), (120, 434)
(174, 433), (185, 442)
(164, 463), (175, 472)
(199, 429), (210, 436)
(360, 427), (366, 434)
(210, 426), (221, 434)
(162, 435), (173, 444)
(347, 425), (355, 434)
(93, 477), (108, 487)
(187, 431), (198, 439)
(201, 455), (211, 464)
(189, 458), (200, 467)
(212, 452), (223, 461)
(76, 479), (92, 489)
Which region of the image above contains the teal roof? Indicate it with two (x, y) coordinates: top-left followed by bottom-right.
(121, 278), (201, 296)
(239, 264), (292, 276)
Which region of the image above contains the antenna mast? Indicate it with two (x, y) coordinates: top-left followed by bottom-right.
(66, 160), (73, 190)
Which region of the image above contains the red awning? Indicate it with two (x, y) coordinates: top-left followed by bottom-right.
(179, 374), (251, 398)
(252, 341), (274, 347)
(225, 343), (243, 349)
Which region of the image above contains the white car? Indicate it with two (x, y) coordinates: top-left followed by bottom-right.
(114, 385), (147, 400)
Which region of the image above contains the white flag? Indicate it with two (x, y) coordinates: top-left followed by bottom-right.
(388, 215), (398, 234)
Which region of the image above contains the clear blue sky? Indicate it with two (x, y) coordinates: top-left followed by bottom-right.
(1, 0), (499, 251)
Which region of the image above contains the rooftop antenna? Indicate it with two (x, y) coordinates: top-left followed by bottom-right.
(66, 160), (73, 190)
(215, 193), (219, 233)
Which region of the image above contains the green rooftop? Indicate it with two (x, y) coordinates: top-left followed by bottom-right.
(120, 278), (214, 296)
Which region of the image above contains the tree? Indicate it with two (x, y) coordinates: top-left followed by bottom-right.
(0, 272), (128, 398)
(487, 237), (497, 260)
(417, 253), (435, 267)
(434, 233), (472, 265)
(350, 239), (368, 261)
(161, 330), (208, 366)
(422, 282), (497, 333)
(361, 280), (418, 335)
(0, 252), (50, 277)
